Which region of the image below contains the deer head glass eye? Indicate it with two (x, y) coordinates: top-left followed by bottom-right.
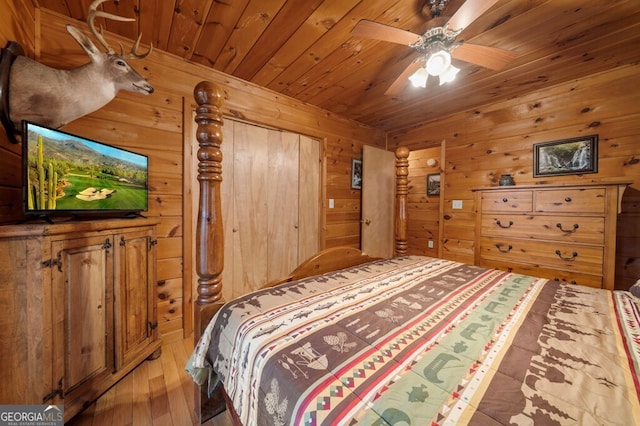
(116, 60), (126, 66)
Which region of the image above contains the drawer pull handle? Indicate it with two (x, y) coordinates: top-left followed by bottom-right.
(556, 223), (579, 233)
(564, 197), (572, 202)
(495, 243), (513, 253)
(555, 250), (578, 261)
(502, 198), (508, 203)
(496, 220), (513, 229)
(553, 278), (577, 285)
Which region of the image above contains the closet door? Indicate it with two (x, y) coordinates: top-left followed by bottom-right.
(267, 130), (300, 281)
(220, 122), (235, 303)
(298, 135), (320, 263)
(215, 120), (320, 299)
(233, 122), (269, 296)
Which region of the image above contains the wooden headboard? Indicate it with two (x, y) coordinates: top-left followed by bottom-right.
(191, 81), (410, 337)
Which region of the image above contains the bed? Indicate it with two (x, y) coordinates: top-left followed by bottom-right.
(186, 81), (640, 425)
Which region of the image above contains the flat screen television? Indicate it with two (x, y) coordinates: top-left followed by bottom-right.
(22, 121), (148, 217)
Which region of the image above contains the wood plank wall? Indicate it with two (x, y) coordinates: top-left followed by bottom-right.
(0, 5), (385, 342)
(389, 64), (640, 291)
(406, 147), (441, 258)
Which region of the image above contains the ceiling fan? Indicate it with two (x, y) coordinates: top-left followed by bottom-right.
(351, 0), (517, 95)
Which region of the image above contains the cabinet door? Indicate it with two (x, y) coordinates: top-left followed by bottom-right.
(0, 236), (53, 404)
(114, 228), (157, 368)
(51, 235), (114, 400)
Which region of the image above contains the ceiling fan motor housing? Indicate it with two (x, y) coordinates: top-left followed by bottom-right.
(410, 26), (462, 56)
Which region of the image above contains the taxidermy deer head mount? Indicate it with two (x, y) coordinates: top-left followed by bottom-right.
(5, 0), (153, 135)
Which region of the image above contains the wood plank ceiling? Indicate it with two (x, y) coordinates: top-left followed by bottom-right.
(37, 0), (640, 134)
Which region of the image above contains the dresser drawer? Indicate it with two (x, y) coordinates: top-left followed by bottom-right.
(479, 237), (603, 275)
(535, 188), (605, 213)
(479, 258), (603, 288)
(481, 191), (532, 212)
(480, 214), (605, 244)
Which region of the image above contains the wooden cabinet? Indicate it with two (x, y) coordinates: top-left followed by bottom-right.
(0, 218), (160, 422)
(474, 183), (628, 290)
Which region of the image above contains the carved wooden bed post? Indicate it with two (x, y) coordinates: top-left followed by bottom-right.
(193, 81), (227, 422)
(395, 146), (409, 256)
(193, 81), (226, 338)
(193, 78), (226, 340)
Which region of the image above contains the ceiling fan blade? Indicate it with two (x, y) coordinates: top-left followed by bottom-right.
(384, 61), (424, 96)
(446, 0), (501, 31)
(452, 43), (517, 70)
(351, 19), (421, 46)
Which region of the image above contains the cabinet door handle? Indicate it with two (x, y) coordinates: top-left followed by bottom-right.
(556, 223), (579, 233)
(496, 220), (513, 229)
(564, 197), (572, 202)
(502, 198), (508, 203)
(555, 250), (578, 261)
(495, 243), (513, 253)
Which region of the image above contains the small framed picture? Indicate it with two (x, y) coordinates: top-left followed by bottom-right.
(426, 173), (440, 196)
(533, 135), (598, 177)
(351, 158), (362, 189)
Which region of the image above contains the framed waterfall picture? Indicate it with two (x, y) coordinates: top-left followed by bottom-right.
(533, 135), (598, 177)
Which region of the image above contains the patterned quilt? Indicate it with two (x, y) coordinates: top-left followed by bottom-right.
(187, 256), (640, 425)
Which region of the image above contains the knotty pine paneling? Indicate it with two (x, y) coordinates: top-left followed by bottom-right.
(0, 150), (20, 185)
(324, 136), (367, 249)
(0, 5), (385, 340)
(390, 64), (640, 290)
(0, 0), (34, 55)
(155, 217), (183, 239)
(406, 147), (441, 258)
(157, 277), (182, 304)
(616, 212), (640, 291)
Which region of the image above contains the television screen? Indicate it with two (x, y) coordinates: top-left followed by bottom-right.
(22, 121), (148, 215)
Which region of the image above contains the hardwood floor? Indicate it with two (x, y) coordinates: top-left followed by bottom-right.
(67, 337), (233, 425)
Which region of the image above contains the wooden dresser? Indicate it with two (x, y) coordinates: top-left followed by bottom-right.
(473, 183), (628, 290)
(0, 218), (161, 422)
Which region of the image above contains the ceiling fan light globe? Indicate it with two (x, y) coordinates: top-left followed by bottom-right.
(439, 64), (460, 85)
(409, 67), (429, 88)
(426, 50), (451, 76)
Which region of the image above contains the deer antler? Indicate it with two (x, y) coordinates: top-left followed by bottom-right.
(88, 0), (152, 58)
(118, 34), (153, 60)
